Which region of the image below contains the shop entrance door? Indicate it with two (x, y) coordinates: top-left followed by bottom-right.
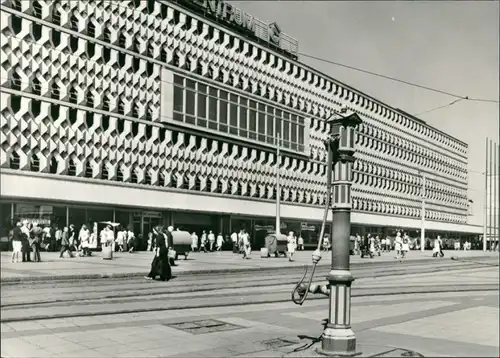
(132, 211), (162, 250)
(143, 216), (161, 237)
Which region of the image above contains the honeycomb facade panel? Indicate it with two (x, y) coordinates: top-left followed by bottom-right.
(0, 0), (476, 233)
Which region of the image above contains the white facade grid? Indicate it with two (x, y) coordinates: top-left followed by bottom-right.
(0, 0), (470, 225)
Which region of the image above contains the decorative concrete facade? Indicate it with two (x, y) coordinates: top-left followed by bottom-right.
(0, 0), (476, 233)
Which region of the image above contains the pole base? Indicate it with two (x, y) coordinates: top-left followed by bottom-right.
(319, 327), (357, 356)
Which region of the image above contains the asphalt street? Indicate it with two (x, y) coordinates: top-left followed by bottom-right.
(1, 257), (498, 323)
(1, 258), (499, 358)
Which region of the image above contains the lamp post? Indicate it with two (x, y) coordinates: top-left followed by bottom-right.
(320, 112), (362, 356)
(420, 171), (426, 252)
(276, 132), (281, 236)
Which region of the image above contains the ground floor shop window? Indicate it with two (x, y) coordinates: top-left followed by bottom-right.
(253, 219), (275, 248)
(300, 222), (330, 248)
(115, 211), (132, 230)
(0, 203), (13, 248)
(14, 203), (66, 228)
(174, 212), (218, 238)
(86, 209), (113, 226)
(281, 221), (301, 237)
(68, 207), (87, 229)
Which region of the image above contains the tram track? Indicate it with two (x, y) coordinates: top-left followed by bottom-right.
(1, 285), (497, 324)
(0, 260), (492, 308)
(1, 259), (498, 323)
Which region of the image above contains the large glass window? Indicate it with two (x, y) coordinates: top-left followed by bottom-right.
(283, 112), (290, 149)
(208, 87), (218, 130)
(249, 100), (257, 140)
(68, 207), (86, 229)
(185, 79), (196, 125)
(197, 83), (207, 128)
(239, 98), (248, 138)
(253, 218), (276, 248)
(291, 114), (298, 151)
(115, 211), (132, 230)
(173, 74), (184, 122)
(0, 203), (13, 242)
(275, 109), (282, 139)
(170, 73), (308, 154)
(229, 94), (238, 135)
(258, 103), (266, 142)
(14, 203), (66, 229)
(266, 106), (274, 144)
(86, 209), (113, 226)
(219, 90), (228, 133)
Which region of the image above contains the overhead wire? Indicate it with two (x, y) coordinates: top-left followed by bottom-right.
(299, 53), (499, 104)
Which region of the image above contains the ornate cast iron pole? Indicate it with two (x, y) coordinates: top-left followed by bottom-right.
(320, 112), (362, 356)
(290, 111), (362, 356)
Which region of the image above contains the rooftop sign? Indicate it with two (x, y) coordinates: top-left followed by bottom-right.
(175, 0), (299, 57)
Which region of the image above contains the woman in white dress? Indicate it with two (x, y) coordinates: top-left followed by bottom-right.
(287, 231), (296, 262)
(322, 236), (330, 252)
(115, 228), (125, 252)
(79, 225), (91, 256)
(191, 232), (198, 252)
(394, 232), (403, 259)
(369, 235), (376, 255)
(216, 233), (224, 252)
(433, 236), (443, 258)
(401, 234), (410, 259)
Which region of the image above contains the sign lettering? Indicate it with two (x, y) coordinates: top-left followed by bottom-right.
(194, 0), (256, 33)
(179, 0), (295, 56)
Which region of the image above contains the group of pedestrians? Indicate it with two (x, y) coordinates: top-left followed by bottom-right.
(229, 230), (252, 259)
(10, 221), (43, 263)
(189, 230), (225, 253)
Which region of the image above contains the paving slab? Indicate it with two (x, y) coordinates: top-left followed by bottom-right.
(2, 287), (499, 357)
(1, 249), (497, 283)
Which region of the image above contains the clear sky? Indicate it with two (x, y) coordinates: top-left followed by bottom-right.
(233, 0), (499, 227)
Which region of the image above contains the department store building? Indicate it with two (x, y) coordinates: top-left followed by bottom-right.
(0, 0), (482, 248)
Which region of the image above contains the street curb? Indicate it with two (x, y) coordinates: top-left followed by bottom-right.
(1, 255), (495, 284)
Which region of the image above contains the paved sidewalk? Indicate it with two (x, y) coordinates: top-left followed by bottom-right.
(1, 249), (497, 282)
(1, 267), (498, 357)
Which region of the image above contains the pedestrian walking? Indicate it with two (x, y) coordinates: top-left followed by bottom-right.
(433, 235), (444, 258)
(147, 232), (154, 251)
(21, 221), (31, 262)
(394, 232), (402, 259)
(200, 231), (207, 253)
(297, 235), (304, 251)
(401, 234), (409, 259)
(216, 233), (224, 251)
(30, 222), (43, 262)
(145, 226), (172, 281)
(241, 230), (252, 259)
(115, 227), (125, 252)
(208, 230), (216, 252)
(322, 235), (330, 252)
(126, 228), (135, 253)
(68, 224), (77, 252)
(190, 232), (198, 252)
(231, 231), (238, 253)
(79, 225), (91, 256)
(59, 227), (74, 258)
(287, 231), (296, 262)
(11, 222), (23, 263)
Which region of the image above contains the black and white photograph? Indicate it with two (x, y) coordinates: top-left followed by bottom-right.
(0, 0), (499, 357)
